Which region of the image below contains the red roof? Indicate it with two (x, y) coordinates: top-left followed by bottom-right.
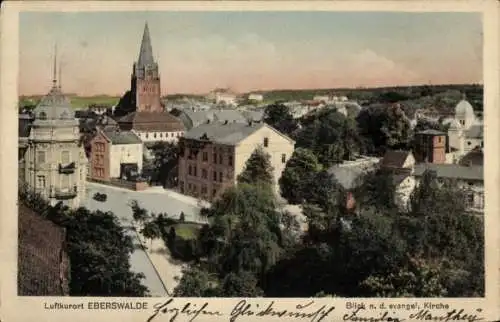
(118, 111), (185, 132)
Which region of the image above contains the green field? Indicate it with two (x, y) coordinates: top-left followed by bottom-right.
(173, 223), (202, 240)
(20, 95), (120, 109)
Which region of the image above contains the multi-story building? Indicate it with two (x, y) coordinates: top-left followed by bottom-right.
(413, 129), (447, 164)
(89, 129), (143, 182)
(178, 121), (295, 201)
(116, 23), (185, 143)
(18, 56), (88, 209)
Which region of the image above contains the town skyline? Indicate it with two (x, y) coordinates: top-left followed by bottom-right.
(20, 11), (482, 96)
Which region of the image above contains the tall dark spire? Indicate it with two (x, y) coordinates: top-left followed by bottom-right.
(58, 61), (62, 90)
(137, 22), (155, 67)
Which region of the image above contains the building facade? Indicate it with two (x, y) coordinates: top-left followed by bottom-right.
(413, 129), (447, 164)
(178, 122), (295, 201)
(89, 129), (143, 182)
(18, 65), (87, 209)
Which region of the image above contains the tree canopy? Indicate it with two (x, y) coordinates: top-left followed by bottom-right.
(263, 102), (299, 137)
(237, 147), (275, 187)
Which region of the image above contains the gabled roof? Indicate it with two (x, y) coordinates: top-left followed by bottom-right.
(183, 121), (266, 145)
(380, 150), (413, 169)
(413, 163), (483, 181)
(118, 111), (185, 132)
(102, 130), (142, 145)
(465, 124), (483, 139)
(459, 148), (483, 166)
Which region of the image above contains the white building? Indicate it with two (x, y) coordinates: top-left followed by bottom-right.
(248, 93), (264, 102)
(443, 96), (483, 158)
(19, 76), (88, 209)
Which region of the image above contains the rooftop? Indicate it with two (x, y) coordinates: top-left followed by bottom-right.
(103, 130), (142, 145)
(413, 163), (483, 181)
(183, 121), (267, 146)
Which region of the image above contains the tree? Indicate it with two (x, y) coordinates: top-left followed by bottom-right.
(218, 271), (264, 297)
(173, 266), (217, 297)
(356, 104), (412, 155)
(296, 109), (361, 167)
(355, 169), (397, 211)
(129, 200), (149, 228)
(141, 220), (161, 250)
(279, 148), (322, 204)
(143, 142), (179, 188)
(263, 102), (299, 136)
(305, 170), (344, 210)
(237, 147), (274, 187)
(360, 256), (447, 297)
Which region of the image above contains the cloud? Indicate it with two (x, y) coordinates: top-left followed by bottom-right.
(344, 49), (422, 86)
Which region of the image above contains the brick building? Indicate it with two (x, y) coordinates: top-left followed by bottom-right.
(414, 129), (447, 164)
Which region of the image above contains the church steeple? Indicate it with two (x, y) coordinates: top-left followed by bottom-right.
(137, 22), (155, 67)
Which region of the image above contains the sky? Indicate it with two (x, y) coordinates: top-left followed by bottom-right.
(19, 11), (483, 96)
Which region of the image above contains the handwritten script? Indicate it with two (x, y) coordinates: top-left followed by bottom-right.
(147, 298), (223, 322)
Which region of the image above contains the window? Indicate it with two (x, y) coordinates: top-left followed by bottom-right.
(213, 153), (217, 164)
(219, 172), (223, 183)
(37, 151), (46, 164)
(467, 141), (471, 146)
(146, 133), (149, 139)
(180, 181), (185, 193)
(201, 185), (207, 195)
(160, 133), (163, 138)
(37, 176), (46, 189)
(437, 137), (442, 143)
(213, 171), (217, 181)
(203, 152), (208, 162)
(481, 141), (484, 148)
(263, 137), (269, 147)
(193, 166), (197, 177)
(154, 133), (157, 138)
(188, 165), (192, 175)
(228, 155), (233, 167)
(219, 154), (223, 164)
(39, 112), (47, 119)
(281, 154), (286, 163)
(212, 189), (217, 197)
(202, 169), (207, 179)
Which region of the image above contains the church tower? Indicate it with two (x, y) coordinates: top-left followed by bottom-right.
(131, 23), (163, 112)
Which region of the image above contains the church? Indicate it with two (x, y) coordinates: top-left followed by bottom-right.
(18, 50), (88, 209)
(114, 23), (185, 144)
(443, 95), (484, 160)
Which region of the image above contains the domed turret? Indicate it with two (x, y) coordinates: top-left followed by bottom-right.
(454, 94), (475, 130)
(33, 86), (75, 121)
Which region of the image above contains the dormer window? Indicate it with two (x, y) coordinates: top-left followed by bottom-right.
(39, 111), (47, 120)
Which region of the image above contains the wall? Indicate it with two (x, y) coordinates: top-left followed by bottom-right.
(109, 143), (143, 178)
(178, 140), (236, 201)
(135, 76), (162, 112)
(90, 133), (110, 182)
(133, 130), (184, 143)
(235, 126), (295, 193)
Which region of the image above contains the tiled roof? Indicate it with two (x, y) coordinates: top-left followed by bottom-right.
(118, 111), (185, 132)
(416, 129), (447, 136)
(183, 121), (266, 145)
(465, 124), (483, 139)
(413, 163), (483, 181)
(381, 150), (412, 168)
(459, 148), (483, 166)
(103, 130), (142, 145)
(327, 159), (379, 190)
(18, 204), (69, 296)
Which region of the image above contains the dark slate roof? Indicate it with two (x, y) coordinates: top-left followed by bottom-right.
(327, 159), (379, 190)
(137, 23), (155, 67)
(18, 204), (69, 296)
(393, 173), (410, 186)
(118, 111), (185, 132)
(459, 148), (483, 166)
(413, 163), (483, 181)
(417, 129), (447, 136)
(465, 124), (483, 139)
(381, 150), (413, 168)
(103, 130), (142, 145)
(183, 121), (266, 145)
(241, 110), (265, 122)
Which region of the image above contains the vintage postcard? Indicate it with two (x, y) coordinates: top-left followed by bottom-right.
(1, 1), (499, 321)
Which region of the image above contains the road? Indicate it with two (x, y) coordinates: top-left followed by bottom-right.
(81, 182), (208, 297)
